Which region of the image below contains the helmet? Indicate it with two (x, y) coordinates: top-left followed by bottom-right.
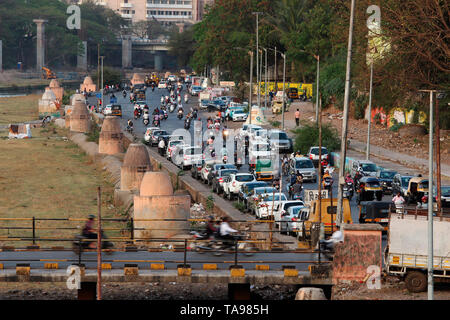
(88, 214), (95, 220)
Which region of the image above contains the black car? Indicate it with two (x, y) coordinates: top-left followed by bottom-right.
(207, 163), (236, 185)
(392, 174), (413, 197)
(376, 170), (397, 195)
(207, 100), (227, 112)
(211, 169), (238, 194)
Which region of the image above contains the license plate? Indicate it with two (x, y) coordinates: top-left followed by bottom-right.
(380, 219), (388, 223)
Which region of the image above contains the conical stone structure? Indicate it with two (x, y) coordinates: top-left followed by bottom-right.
(70, 100), (91, 133)
(98, 116), (124, 154)
(121, 144), (152, 191)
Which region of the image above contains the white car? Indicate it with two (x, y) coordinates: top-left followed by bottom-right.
(232, 110), (248, 122)
(222, 173), (256, 200)
(172, 146), (203, 170)
(103, 104), (113, 115)
(166, 140), (186, 159)
(238, 124), (261, 140)
(158, 80), (167, 89)
(307, 146), (330, 165)
(255, 193), (288, 219)
(168, 75), (177, 82)
(279, 205), (307, 236)
(273, 200), (305, 228)
(144, 127), (161, 143)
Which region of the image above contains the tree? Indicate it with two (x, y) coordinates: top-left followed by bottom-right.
(168, 27), (196, 69)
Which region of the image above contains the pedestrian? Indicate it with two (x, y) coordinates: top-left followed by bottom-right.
(295, 109), (300, 126)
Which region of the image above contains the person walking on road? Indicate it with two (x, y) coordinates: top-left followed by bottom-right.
(295, 109), (300, 126)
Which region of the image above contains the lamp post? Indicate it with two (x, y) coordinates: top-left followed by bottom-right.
(281, 52), (286, 130)
(100, 56), (104, 110)
(366, 59), (374, 160)
(234, 46), (254, 123)
(315, 55), (320, 124)
(264, 48), (268, 110)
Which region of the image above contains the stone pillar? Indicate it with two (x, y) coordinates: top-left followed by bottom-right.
(33, 19), (48, 72)
(77, 41), (87, 71)
(122, 36), (132, 69)
(154, 53), (163, 72)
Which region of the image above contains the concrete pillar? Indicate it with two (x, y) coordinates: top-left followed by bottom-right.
(154, 53), (163, 72)
(122, 36), (132, 69)
(33, 19), (47, 72)
(77, 41), (87, 71)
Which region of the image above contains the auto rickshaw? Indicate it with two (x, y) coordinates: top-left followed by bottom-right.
(405, 177), (428, 205)
(110, 104), (122, 117)
(356, 176), (383, 204)
(358, 201), (391, 232)
(286, 87), (299, 100)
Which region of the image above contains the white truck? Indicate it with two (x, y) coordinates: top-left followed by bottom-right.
(386, 213), (450, 292)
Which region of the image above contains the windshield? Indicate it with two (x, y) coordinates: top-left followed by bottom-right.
(380, 171), (396, 179)
(234, 110), (245, 114)
(362, 163), (377, 172)
(186, 147), (202, 155)
(419, 181), (429, 189)
(295, 159), (314, 169)
(289, 206), (303, 215)
(270, 132), (288, 140)
(310, 147), (328, 155)
(244, 183), (268, 194)
(401, 177), (412, 187)
(253, 144), (270, 151)
(367, 181), (381, 188)
(255, 187), (276, 195)
(220, 169), (238, 176)
(442, 186), (450, 196)
(236, 175), (254, 182)
(263, 194), (287, 202)
(154, 131), (168, 136)
(170, 141), (183, 147)
(193, 86), (202, 90)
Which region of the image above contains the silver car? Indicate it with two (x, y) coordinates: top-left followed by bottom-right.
(269, 130), (293, 153)
(290, 157), (317, 182)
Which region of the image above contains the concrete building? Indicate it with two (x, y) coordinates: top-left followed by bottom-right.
(77, 0), (214, 25)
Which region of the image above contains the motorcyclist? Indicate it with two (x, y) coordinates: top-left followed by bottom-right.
(345, 173), (353, 184)
(319, 227), (343, 252)
(392, 192), (405, 206)
(354, 168), (363, 187)
(122, 90), (127, 98)
(205, 216), (217, 239)
(218, 217), (238, 246)
(322, 170), (333, 190)
(127, 119), (133, 132)
(290, 179), (303, 199)
(82, 214), (97, 249)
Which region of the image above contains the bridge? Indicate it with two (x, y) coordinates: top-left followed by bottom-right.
(116, 37), (170, 71)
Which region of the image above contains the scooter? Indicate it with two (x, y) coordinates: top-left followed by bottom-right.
(72, 231), (113, 254)
(169, 104), (175, 113)
(214, 122), (220, 131)
(153, 119), (160, 127)
(163, 111), (168, 120)
(133, 109), (140, 120)
(322, 177), (333, 192)
(184, 94), (189, 103)
(122, 90), (127, 98)
(184, 118), (191, 130)
(177, 110), (184, 120)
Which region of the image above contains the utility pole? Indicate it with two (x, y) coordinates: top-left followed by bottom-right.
(252, 12), (263, 107)
(264, 48), (268, 110)
(100, 56), (104, 110)
(281, 52), (286, 130)
(427, 90), (434, 301)
(97, 44), (100, 90)
(315, 55), (320, 124)
(366, 60), (374, 160)
(249, 51), (253, 124)
(259, 49), (263, 108)
(435, 95), (442, 215)
(274, 46), (277, 90)
(336, 0), (356, 226)
(96, 186), (102, 300)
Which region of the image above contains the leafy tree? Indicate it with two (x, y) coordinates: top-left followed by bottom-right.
(168, 26), (196, 69)
(292, 122), (341, 154)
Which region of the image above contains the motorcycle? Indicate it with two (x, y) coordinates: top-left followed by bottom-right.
(169, 104), (175, 113)
(126, 125), (133, 134)
(163, 111), (168, 120)
(184, 118), (191, 130)
(72, 231), (113, 254)
(153, 119), (160, 127)
(143, 114), (149, 126)
(214, 121), (220, 131)
(122, 90), (127, 98)
(177, 110), (184, 120)
(343, 181), (354, 200)
(191, 231), (254, 256)
(184, 94), (189, 103)
(193, 110), (198, 119)
(133, 109), (140, 120)
(322, 176), (333, 192)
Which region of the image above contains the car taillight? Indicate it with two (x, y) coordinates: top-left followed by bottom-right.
(309, 154), (313, 159)
(292, 218), (297, 221)
(219, 178), (223, 183)
(184, 156), (188, 160)
(202, 154), (205, 159)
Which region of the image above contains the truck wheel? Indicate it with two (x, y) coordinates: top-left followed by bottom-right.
(405, 271), (427, 293)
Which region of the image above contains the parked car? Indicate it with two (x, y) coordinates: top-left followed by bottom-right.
(351, 160), (378, 177)
(307, 146), (329, 166)
(172, 145), (203, 170)
(247, 186), (278, 215)
(290, 157), (317, 182)
(441, 185), (450, 208)
(279, 205), (306, 235)
(376, 170), (398, 195)
(392, 174), (413, 197)
(148, 129), (169, 147)
(144, 127), (161, 144)
(255, 193), (288, 219)
(166, 140), (186, 159)
(206, 163), (236, 185)
(222, 173), (256, 200)
(274, 200), (305, 229)
(211, 168), (239, 194)
(238, 181), (269, 209)
(269, 130), (293, 154)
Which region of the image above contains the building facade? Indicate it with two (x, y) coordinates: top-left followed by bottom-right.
(78, 0), (214, 25)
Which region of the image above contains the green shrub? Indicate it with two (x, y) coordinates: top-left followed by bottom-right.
(206, 195), (214, 213)
(233, 201), (246, 212)
(291, 122), (341, 154)
(86, 121), (100, 143)
(269, 120), (281, 128)
(354, 95), (368, 120)
(62, 90), (75, 106)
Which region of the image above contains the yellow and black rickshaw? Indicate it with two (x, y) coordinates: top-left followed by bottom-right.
(356, 176), (383, 204)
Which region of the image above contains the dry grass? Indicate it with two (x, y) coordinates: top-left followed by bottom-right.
(0, 94), (40, 125)
(0, 110), (128, 247)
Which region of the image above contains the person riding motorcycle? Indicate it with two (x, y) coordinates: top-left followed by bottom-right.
(82, 215), (97, 249)
(322, 171), (333, 191)
(122, 90), (127, 98)
(345, 173), (353, 184)
(290, 179), (303, 200)
(319, 227), (343, 252)
(218, 217), (238, 246)
(354, 168), (363, 187)
(205, 216), (217, 239)
(127, 119), (133, 133)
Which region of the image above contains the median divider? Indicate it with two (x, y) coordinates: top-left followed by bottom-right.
(16, 264), (30, 276)
(124, 264), (138, 276)
(255, 264), (270, 271)
(229, 265), (245, 277)
(203, 263), (217, 270)
(283, 265), (299, 277)
(44, 263), (58, 269)
(177, 264), (192, 276)
(150, 263), (165, 270)
(101, 263), (112, 270)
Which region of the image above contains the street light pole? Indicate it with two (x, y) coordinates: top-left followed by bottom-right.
(274, 46), (277, 90)
(315, 55), (320, 124)
(336, 0), (356, 226)
(253, 12), (263, 107)
(249, 51), (254, 124)
(264, 48), (268, 110)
